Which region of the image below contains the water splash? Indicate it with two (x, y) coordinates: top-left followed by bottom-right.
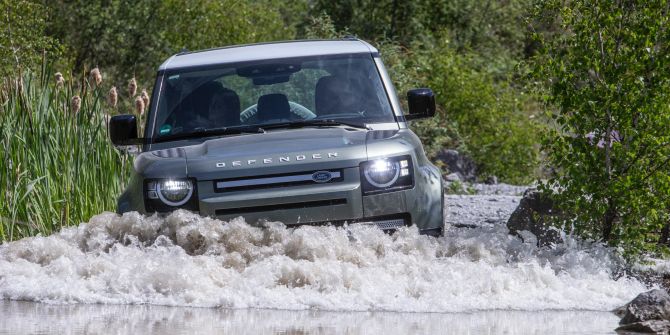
(0, 210), (646, 312)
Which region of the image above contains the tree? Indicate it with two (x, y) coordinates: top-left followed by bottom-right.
(45, 0), (294, 85)
(0, 0), (60, 77)
(306, 0), (533, 77)
(533, 0), (670, 256)
(424, 42), (542, 183)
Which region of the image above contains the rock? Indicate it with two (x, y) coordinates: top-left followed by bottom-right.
(614, 304), (629, 318)
(435, 149), (477, 182)
(620, 290), (670, 325)
(616, 320), (670, 334)
(484, 175), (498, 185)
(506, 189), (563, 246)
(445, 173), (462, 182)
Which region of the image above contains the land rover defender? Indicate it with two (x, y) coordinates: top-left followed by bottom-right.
(109, 39), (444, 236)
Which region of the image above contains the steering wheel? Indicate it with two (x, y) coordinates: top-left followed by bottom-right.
(240, 101), (316, 123)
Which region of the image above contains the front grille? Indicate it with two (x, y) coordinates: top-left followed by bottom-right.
(365, 218), (405, 230)
(213, 170), (343, 193)
(285, 214), (411, 231)
(215, 199), (347, 216)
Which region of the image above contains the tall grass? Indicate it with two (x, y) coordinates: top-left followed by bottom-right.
(0, 66), (130, 241)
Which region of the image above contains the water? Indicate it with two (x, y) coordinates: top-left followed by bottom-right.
(0, 301), (622, 335)
(0, 207), (647, 333)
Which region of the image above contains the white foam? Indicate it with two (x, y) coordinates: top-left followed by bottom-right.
(0, 210), (646, 312)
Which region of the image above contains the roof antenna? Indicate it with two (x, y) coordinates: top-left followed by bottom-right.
(342, 35), (358, 40)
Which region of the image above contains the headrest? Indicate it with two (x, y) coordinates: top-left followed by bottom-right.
(257, 93), (290, 122)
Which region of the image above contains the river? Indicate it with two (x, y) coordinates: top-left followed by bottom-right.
(0, 193), (646, 334)
(0, 301), (621, 334)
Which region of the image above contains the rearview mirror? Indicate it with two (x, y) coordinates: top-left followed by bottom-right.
(109, 114), (140, 146)
(406, 88), (436, 121)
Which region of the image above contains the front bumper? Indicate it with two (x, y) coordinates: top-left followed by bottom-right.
(120, 161), (443, 234)
(195, 166), (422, 230)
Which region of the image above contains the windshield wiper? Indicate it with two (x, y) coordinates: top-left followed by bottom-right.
(262, 119), (370, 130)
(154, 125), (265, 143)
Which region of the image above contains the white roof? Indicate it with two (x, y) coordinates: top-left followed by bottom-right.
(159, 39), (379, 71)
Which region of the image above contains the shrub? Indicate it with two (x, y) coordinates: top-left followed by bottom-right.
(418, 39), (542, 184)
(532, 0), (670, 257)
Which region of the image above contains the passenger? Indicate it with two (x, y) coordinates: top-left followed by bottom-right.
(187, 82), (240, 130)
(207, 87), (241, 127)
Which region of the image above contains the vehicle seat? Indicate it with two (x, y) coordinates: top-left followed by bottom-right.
(193, 82), (222, 116)
(257, 93), (291, 122)
(315, 75), (359, 116)
(216, 87), (241, 126)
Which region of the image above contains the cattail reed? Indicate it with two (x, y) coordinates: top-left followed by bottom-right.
(2, 68), (131, 241)
(102, 112), (111, 127)
(140, 89), (150, 107)
(90, 68), (102, 87)
(71, 95), (81, 114)
(134, 96), (145, 115)
(128, 77), (137, 97)
(0, 80), (7, 105)
(107, 86), (118, 108)
(54, 72), (64, 88)
(16, 77), (23, 93)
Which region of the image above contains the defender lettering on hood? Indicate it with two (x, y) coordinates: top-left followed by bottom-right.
(215, 152), (339, 168)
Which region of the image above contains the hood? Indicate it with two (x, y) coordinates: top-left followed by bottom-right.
(182, 128), (369, 180)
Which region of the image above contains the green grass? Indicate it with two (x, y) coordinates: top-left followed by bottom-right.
(0, 68), (130, 241)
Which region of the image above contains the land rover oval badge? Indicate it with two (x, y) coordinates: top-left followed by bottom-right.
(312, 171), (333, 183)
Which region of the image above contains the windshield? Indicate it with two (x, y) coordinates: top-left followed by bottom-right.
(151, 54), (394, 142)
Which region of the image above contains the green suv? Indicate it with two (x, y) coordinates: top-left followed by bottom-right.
(109, 39), (444, 236)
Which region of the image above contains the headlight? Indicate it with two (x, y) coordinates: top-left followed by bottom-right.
(146, 178), (197, 209)
(360, 156), (413, 195)
(364, 160), (400, 187)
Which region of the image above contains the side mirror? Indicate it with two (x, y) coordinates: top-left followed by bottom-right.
(406, 88), (436, 121)
(109, 114), (139, 146)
